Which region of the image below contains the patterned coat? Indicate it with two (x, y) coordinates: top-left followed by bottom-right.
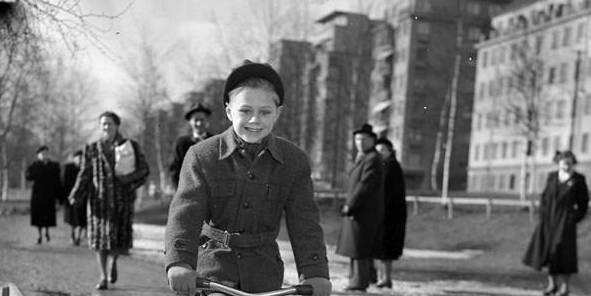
(69, 136), (149, 252)
(26, 160), (62, 227)
(523, 171), (589, 274)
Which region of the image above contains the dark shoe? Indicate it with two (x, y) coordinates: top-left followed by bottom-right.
(109, 261), (118, 284)
(36, 237), (42, 244)
(74, 237), (81, 246)
(376, 280), (392, 288)
(45, 233), (50, 242)
(344, 286), (366, 292)
(96, 279), (108, 290)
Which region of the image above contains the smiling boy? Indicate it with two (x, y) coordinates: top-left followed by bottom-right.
(165, 60), (331, 296)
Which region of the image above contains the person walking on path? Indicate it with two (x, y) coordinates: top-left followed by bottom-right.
(523, 150), (589, 296)
(68, 111), (150, 290)
(165, 60), (331, 296)
(26, 145), (63, 245)
(62, 150), (86, 246)
(372, 138), (406, 289)
(169, 103), (214, 190)
(336, 123), (384, 292)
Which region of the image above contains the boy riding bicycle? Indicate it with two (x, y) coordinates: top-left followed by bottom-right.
(165, 60), (332, 296)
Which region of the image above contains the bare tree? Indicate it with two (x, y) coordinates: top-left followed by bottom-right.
(118, 31), (171, 193)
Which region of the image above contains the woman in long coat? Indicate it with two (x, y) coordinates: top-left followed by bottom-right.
(373, 138), (407, 288)
(523, 150), (589, 296)
(26, 145), (62, 244)
(63, 150), (86, 245)
(336, 124), (384, 292)
(69, 111), (149, 290)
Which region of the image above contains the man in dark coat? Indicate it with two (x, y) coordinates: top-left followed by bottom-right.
(372, 138), (406, 288)
(169, 103), (214, 190)
(26, 145), (62, 244)
(336, 123), (384, 292)
(523, 150), (588, 296)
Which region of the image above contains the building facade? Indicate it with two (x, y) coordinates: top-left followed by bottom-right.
(376, 0), (510, 190)
(469, 0), (591, 195)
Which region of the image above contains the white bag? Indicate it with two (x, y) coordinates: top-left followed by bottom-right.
(115, 140), (136, 176)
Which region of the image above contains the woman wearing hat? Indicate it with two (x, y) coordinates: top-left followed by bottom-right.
(169, 103), (213, 189)
(523, 150), (589, 296)
(336, 123), (384, 292)
(68, 111), (149, 290)
(26, 145), (62, 244)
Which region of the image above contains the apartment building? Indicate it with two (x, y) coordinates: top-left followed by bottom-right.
(469, 0), (591, 194)
(377, 0), (510, 190)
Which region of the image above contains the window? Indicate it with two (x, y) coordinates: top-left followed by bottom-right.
(491, 142), (498, 160)
(586, 95), (591, 114)
(481, 51), (488, 68)
(510, 43), (517, 60)
(535, 35), (544, 54)
(556, 100), (566, 119)
(582, 133), (589, 154)
(468, 26), (481, 41)
(563, 26), (572, 47)
(474, 144), (480, 160)
(501, 142), (508, 158)
(499, 46), (506, 64)
(541, 137), (549, 156)
(576, 22), (586, 43)
(551, 30), (560, 49)
(466, 1), (481, 15)
(548, 67), (556, 84)
(498, 175), (505, 190)
(512, 140), (520, 157)
(554, 136), (561, 151)
(479, 82), (486, 99)
(477, 114), (482, 130)
(417, 22), (430, 35)
(509, 174), (516, 190)
(559, 62), (569, 83)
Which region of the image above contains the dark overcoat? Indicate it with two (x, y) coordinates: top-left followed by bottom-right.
(63, 162), (86, 227)
(373, 155), (406, 260)
(165, 128), (329, 293)
(26, 160), (62, 227)
(68, 136), (149, 253)
(523, 171), (589, 274)
(169, 133), (213, 188)
(335, 149), (384, 259)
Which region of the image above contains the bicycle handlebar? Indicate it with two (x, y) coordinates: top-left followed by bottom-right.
(196, 278), (313, 296)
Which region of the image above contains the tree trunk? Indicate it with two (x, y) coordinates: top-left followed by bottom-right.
(154, 112), (167, 193)
(1, 142), (8, 201)
(431, 88), (450, 191)
(442, 5), (463, 204)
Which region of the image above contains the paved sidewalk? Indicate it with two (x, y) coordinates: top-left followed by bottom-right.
(133, 224), (543, 296)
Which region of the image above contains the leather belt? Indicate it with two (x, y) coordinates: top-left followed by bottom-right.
(201, 222), (276, 249)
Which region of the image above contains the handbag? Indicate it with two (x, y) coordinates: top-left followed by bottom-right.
(114, 140), (136, 176)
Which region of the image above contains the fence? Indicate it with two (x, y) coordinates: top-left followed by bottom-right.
(314, 189), (540, 222)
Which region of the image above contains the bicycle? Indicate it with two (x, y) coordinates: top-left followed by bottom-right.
(195, 278), (313, 296)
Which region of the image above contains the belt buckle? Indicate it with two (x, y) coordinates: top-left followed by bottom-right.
(220, 230), (238, 250)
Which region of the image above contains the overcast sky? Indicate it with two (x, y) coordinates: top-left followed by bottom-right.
(70, 0), (371, 112)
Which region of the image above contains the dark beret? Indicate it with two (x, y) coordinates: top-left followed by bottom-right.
(223, 60), (284, 106)
(375, 138), (393, 149)
(184, 103), (212, 120)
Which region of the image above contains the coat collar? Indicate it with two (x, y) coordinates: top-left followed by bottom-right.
(218, 127), (284, 164)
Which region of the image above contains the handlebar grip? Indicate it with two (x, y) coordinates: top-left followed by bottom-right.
(196, 278), (212, 289)
(293, 284), (313, 295)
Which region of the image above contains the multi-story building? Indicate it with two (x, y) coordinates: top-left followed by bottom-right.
(469, 0), (591, 195)
(375, 0), (511, 190)
(301, 11), (374, 188)
(269, 40), (312, 146)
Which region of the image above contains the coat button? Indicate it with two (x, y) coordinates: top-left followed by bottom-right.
(243, 201), (250, 208)
(247, 171), (255, 180)
(313, 255), (319, 260)
(236, 253), (242, 259)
